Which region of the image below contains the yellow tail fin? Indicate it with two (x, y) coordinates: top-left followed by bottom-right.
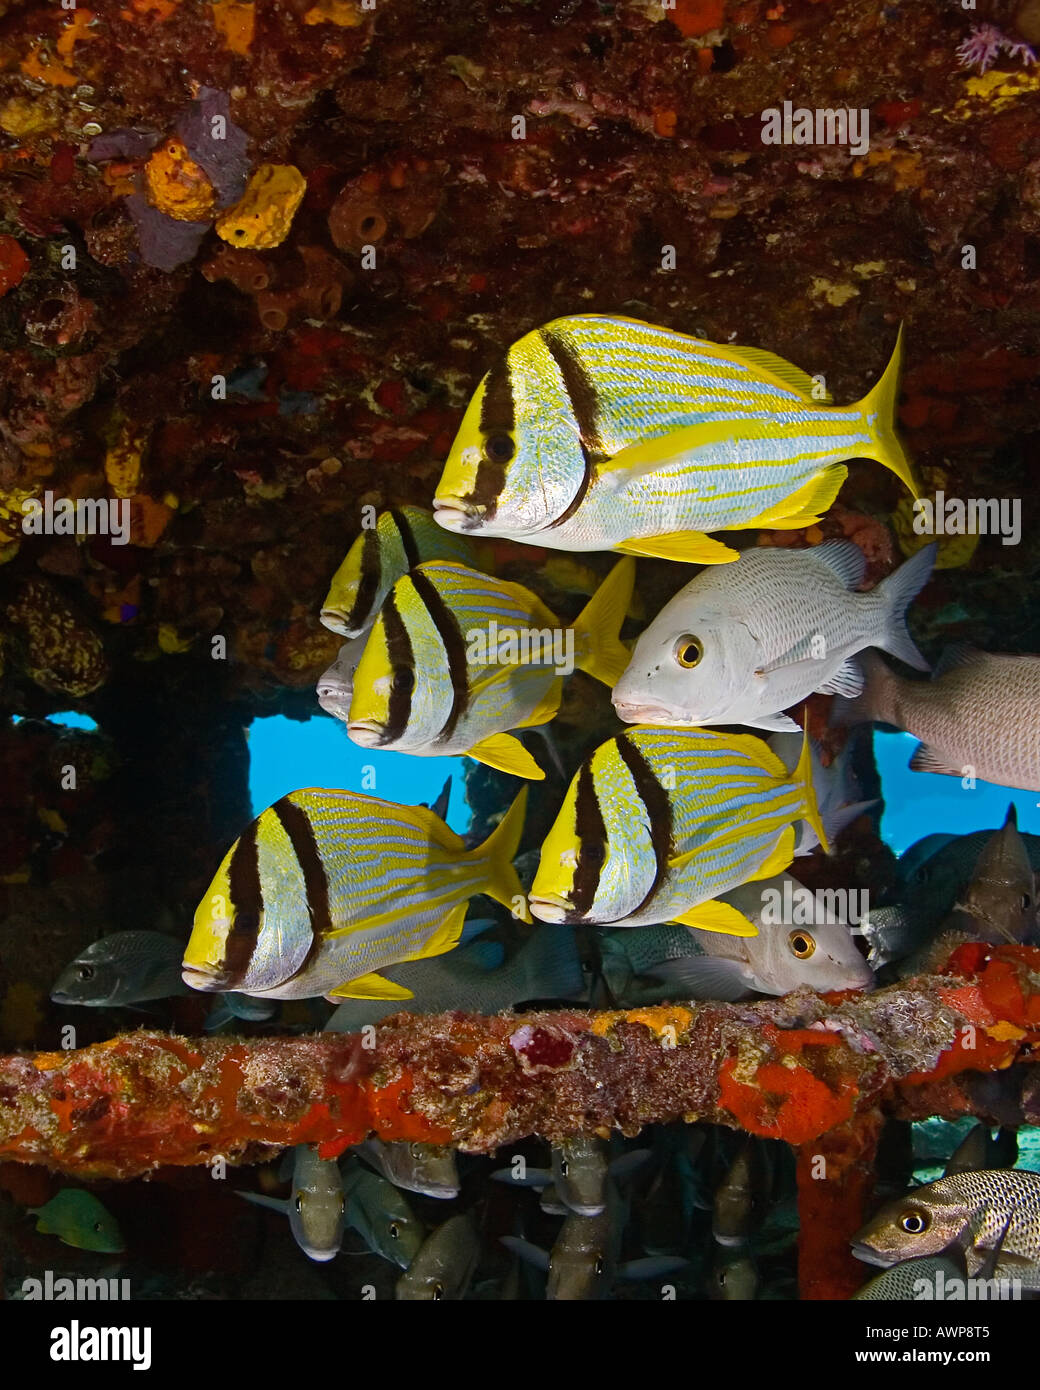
(472, 786), (532, 921)
(857, 323), (921, 498)
(570, 557), (635, 687)
(792, 718), (830, 855)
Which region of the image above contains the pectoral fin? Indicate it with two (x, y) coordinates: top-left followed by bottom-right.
(740, 464), (848, 530)
(326, 972), (415, 1001)
(909, 743), (962, 776)
(667, 900), (759, 937)
(468, 732), (546, 780)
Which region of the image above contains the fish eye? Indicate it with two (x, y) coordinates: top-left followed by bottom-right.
(294, 1195), (304, 1214)
(392, 667), (415, 695)
(559, 1159), (569, 1176)
(389, 1222), (400, 1239)
(77, 964), (95, 981)
(674, 635), (703, 669)
(900, 1209), (929, 1234)
(788, 931), (816, 959)
(93, 1222), (103, 1232)
(584, 844), (605, 868)
(234, 910), (260, 934)
(339, 1196), (346, 1214)
(410, 1144), (423, 1158)
(593, 1255), (604, 1276)
(432, 1282), (444, 1300)
(483, 432), (515, 464)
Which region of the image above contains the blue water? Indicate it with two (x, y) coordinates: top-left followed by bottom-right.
(874, 730), (1040, 855)
(247, 713), (471, 832)
(10, 710), (98, 731)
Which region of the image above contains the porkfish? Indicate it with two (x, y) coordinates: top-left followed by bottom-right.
(183, 786), (529, 1001)
(347, 557), (634, 781)
(433, 315), (918, 563)
(321, 505), (480, 639)
(529, 725), (828, 932)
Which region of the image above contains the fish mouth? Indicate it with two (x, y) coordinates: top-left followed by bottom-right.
(849, 1242), (895, 1268)
(182, 964), (228, 993)
(319, 608), (351, 637)
(347, 720), (386, 748)
(612, 698), (694, 725)
(433, 497), (484, 532)
(529, 893), (577, 924)
(301, 1244), (339, 1263)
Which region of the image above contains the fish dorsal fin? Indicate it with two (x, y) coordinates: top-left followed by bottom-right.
(399, 803), (466, 854)
(467, 732), (546, 780)
(807, 539), (868, 589)
(739, 465), (848, 530)
(931, 643), (983, 680)
(667, 899), (759, 937)
(727, 344), (833, 403)
(326, 971), (415, 1001)
(513, 678), (564, 729)
(615, 532), (739, 564)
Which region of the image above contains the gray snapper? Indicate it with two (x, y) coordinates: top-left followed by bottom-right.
(238, 1144), (345, 1262)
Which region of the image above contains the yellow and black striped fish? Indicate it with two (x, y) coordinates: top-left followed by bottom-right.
(321, 505), (480, 639)
(347, 557), (634, 781)
(182, 786), (529, 1001)
(432, 315), (918, 563)
(529, 725), (827, 932)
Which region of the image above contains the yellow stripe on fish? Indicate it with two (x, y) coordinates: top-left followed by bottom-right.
(432, 315), (918, 561)
(321, 505), (480, 639)
(528, 723), (828, 931)
(182, 785), (529, 1001)
(347, 557), (634, 780)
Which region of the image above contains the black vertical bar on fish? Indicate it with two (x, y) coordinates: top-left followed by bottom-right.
(541, 327), (606, 529)
(468, 356), (516, 518)
(408, 567), (471, 741)
(615, 734), (674, 915)
(571, 761), (609, 919)
(348, 525), (383, 634)
(390, 507), (421, 572)
(223, 819), (264, 986)
(381, 593), (416, 744)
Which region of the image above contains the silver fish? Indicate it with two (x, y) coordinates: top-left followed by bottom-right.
(51, 931), (189, 1006)
(340, 1158), (424, 1269)
(599, 873), (874, 1002)
(354, 1138), (460, 1200)
(613, 542), (933, 731)
(840, 645), (1040, 793)
(239, 1144), (345, 1262)
(316, 634), (368, 721)
(396, 1214), (481, 1300)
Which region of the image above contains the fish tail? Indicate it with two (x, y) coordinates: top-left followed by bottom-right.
(875, 542), (935, 672)
(856, 324), (921, 498)
(570, 556), (635, 687)
(792, 718), (830, 856)
(471, 787), (532, 922)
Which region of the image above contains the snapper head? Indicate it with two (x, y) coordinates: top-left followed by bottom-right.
(851, 1190), (976, 1269)
(433, 337), (589, 539)
(612, 616), (760, 726)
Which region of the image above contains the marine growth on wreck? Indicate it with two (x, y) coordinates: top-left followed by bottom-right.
(0, 0), (1039, 1324)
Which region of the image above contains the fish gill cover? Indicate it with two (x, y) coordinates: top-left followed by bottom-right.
(0, 0), (1037, 1333)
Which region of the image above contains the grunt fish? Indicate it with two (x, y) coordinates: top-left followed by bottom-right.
(51, 931), (190, 1006)
(316, 635), (368, 722)
(395, 1214), (481, 1300)
(29, 1189), (125, 1255)
(347, 557), (633, 781)
(433, 314), (916, 562)
(529, 725), (828, 932)
(354, 1138), (460, 1200)
(321, 505), (478, 639)
(182, 785), (529, 1001)
(340, 1158), (425, 1269)
(839, 646), (1040, 793)
(238, 1144), (345, 1263)
(851, 1169), (1040, 1289)
(613, 542), (933, 732)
